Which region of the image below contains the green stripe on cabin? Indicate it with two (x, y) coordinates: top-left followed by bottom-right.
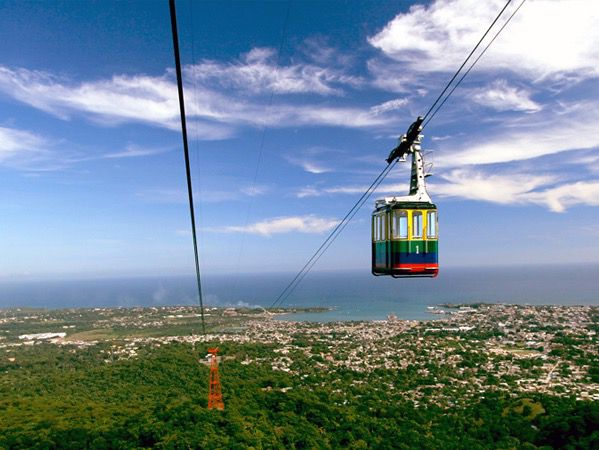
(391, 240), (438, 253)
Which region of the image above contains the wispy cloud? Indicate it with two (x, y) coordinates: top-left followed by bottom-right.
(370, 98), (409, 115)
(431, 134), (460, 142)
(0, 66), (234, 140)
(0, 126), (45, 160)
(0, 67), (177, 125)
(0, 125), (75, 171)
(240, 184), (270, 197)
(296, 161), (599, 213)
(0, 124), (175, 172)
(572, 152), (599, 175)
(291, 160), (332, 174)
(286, 147), (341, 174)
(525, 181), (599, 213)
(431, 168), (599, 212)
(470, 79), (541, 112)
(298, 36), (358, 70)
(296, 186), (322, 198)
(435, 99), (599, 167)
(136, 184), (269, 204)
(0, 53), (385, 139)
(188, 47), (362, 96)
(296, 182), (408, 199)
(430, 168), (557, 205)
(301, 177), (599, 213)
(103, 144), (172, 159)
(212, 215), (338, 236)
(368, 0), (599, 81)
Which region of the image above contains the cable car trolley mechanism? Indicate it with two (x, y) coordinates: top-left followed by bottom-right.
(372, 117), (439, 278)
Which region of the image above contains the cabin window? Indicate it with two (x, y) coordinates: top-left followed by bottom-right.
(373, 214), (386, 241)
(412, 211), (423, 238)
(427, 211), (437, 238)
(392, 210), (408, 239)
(373, 216), (378, 241)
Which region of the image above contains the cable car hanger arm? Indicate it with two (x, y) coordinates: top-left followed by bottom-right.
(386, 116), (424, 164)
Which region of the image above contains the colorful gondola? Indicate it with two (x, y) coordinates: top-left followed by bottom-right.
(372, 118), (439, 278)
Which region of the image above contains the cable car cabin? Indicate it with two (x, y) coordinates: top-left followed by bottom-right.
(372, 116), (439, 278)
(372, 201), (438, 277)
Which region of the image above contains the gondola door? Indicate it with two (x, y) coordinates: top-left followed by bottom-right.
(372, 212), (389, 274)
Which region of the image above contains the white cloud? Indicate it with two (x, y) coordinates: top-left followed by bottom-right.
(137, 184), (269, 204)
(366, 57), (446, 95)
(431, 168), (599, 212)
(297, 161), (332, 174)
(297, 164), (595, 213)
(0, 125), (74, 171)
(370, 98), (409, 115)
(525, 181), (599, 213)
(470, 79), (541, 112)
(431, 134), (459, 142)
(369, 0), (599, 80)
(189, 47), (362, 95)
(0, 67), (175, 123)
(571, 152), (599, 167)
(299, 37), (358, 69)
(369, 0), (507, 72)
(240, 185), (269, 196)
(0, 64), (388, 136)
(286, 146), (348, 174)
(297, 186), (322, 198)
(287, 155), (332, 174)
(435, 99), (599, 167)
(103, 144), (171, 159)
(0, 126), (176, 171)
(296, 182), (410, 198)
(276, 104), (387, 128)
(296, 165), (599, 212)
(0, 126), (45, 160)
(430, 168), (557, 204)
(0, 66), (234, 140)
(215, 215), (338, 236)
(364, 0), (599, 197)
(575, 153), (599, 175)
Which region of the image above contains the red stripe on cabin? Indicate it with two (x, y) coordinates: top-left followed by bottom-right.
(392, 263), (438, 270)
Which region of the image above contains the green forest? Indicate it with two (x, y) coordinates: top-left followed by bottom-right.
(1, 339), (597, 449)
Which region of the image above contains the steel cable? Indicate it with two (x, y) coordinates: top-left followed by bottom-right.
(169, 0), (206, 333)
(270, 160), (397, 308)
(422, 0), (514, 121)
(271, 0), (524, 307)
(423, 0), (527, 129)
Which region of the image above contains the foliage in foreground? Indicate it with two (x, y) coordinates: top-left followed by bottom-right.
(1, 340), (597, 449)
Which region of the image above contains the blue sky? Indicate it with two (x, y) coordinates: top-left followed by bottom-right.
(1, 0), (598, 280)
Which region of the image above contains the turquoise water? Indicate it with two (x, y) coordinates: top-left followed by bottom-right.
(0, 265), (597, 321)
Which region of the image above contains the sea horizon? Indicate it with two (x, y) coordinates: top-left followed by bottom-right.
(1, 263), (597, 321)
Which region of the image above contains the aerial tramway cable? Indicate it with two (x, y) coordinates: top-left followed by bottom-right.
(271, 161), (398, 308)
(271, 160), (399, 308)
(233, 1), (292, 282)
(422, 0), (527, 129)
(421, 0), (514, 124)
(271, 0), (523, 307)
(169, 0), (206, 334)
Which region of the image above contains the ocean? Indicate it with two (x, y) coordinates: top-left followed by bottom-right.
(0, 265), (597, 321)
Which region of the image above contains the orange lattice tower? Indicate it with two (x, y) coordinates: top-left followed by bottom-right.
(207, 348), (224, 410)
